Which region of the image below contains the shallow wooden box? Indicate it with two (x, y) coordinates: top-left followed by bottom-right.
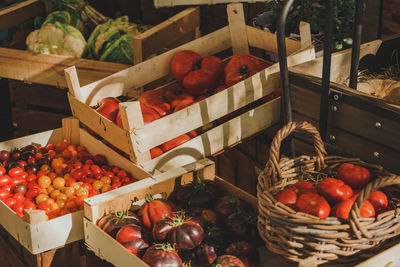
(0, 117), (152, 255)
(289, 37), (400, 173)
(65, 3), (315, 174)
(0, 2), (200, 87)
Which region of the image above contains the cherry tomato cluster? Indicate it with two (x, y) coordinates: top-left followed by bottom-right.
(275, 163), (389, 219)
(0, 140), (137, 220)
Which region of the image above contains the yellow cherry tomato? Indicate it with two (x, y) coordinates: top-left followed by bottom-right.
(101, 184), (111, 193)
(56, 199), (65, 208)
(50, 189), (61, 199)
(100, 176), (111, 185)
(76, 187), (89, 197)
(53, 177), (65, 189)
(47, 185), (55, 194)
(38, 176), (51, 188)
(71, 182), (81, 190)
(92, 181), (104, 191)
(64, 187), (75, 198)
(36, 193), (49, 204)
(56, 193), (68, 202)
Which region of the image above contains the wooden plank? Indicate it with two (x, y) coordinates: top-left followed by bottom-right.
(131, 71), (281, 152)
(0, 48), (130, 88)
(227, 3), (250, 55)
(356, 242), (400, 267)
(291, 83), (320, 120)
(133, 7), (201, 64)
(9, 80), (70, 111)
(74, 26), (232, 105)
(0, 0), (44, 31)
(154, 0), (270, 7)
(62, 117), (80, 146)
(140, 98), (280, 173)
(12, 107), (68, 132)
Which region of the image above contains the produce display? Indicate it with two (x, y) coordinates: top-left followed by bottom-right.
(0, 141), (138, 220)
(96, 179), (260, 266)
(273, 163), (390, 219)
(94, 51), (278, 159)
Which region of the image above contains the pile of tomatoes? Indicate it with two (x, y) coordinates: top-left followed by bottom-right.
(97, 179), (260, 267)
(94, 51), (280, 160)
(0, 140), (137, 220)
(274, 163), (390, 219)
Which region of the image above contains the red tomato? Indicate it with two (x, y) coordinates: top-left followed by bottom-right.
(289, 181), (316, 195)
(0, 166), (6, 175)
(8, 167), (24, 177)
(21, 171), (28, 179)
(332, 194), (375, 219)
(94, 173), (102, 180)
(117, 170), (128, 178)
(0, 175), (11, 186)
(96, 99), (120, 122)
(74, 162), (83, 169)
(2, 184), (12, 192)
(0, 189), (10, 199)
(72, 169), (83, 180)
(368, 191), (388, 212)
(12, 202), (24, 214)
(337, 163), (371, 189)
(27, 157), (36, 165)
(25, 188), (39, 199)
(225, 55), (271, 86)
(85, 178), (96, 184)
(18, 160), (27, 169)
(81, 183), (92, 191)
(3, 197), (16, 208)
(26, 174), (37, 183)
(274, 189), (297, 208)
(150, 147), (164, 159)
(90, 165), (102, 175)
(104, 172), (114, 179)
(138, 91), (171, 117)
(318, 177), (353, 203)
(111, 167), (120, 174)
(13, 193), (25, 202)
(27, 181), (40, 190)
(88, 188), (99, 197)
(65, 178), (77, 187)
(45, 144), (55, 151)
(23, 200), (37, 210)
(38, 202), (51, 213)
(111, 181), (122, 190)
(36, 171), (46, 178)
(11, 176), (26, 187)
(83, 164), (91, 171)
(122, 177), (130, 184)
(160, 134), (192, 152)
(139, 194), (176, 229)
(295, 193), (331, 219)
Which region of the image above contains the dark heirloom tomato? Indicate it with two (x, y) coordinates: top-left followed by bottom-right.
(214, 255), (245, 267)
(226, 211), (259, 243)
(337, 163), (371, 189)
(0, 150), (10, 161)
(318, 177), (353, 203)
(173, 179), (219, 209)
(143, 243), (182, 267)
(171, 50), (224, 96)
(214, 196), (249, 224)
(153, 211), (204, 250)
(187, 207), (218, 227)
(225, 241), (259, 267)
(97, 210), (141, 238)
(196, 226), (228, 264)
(139, 194), (176, 229)
(116, 224), (148, 255)
(224, 55), (271, 87)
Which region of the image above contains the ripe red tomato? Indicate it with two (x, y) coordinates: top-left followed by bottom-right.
(96, 98), (120, 122)
(318, 177), (353, 203)
(150, 147), (164, 159)
(65, 178), (77, 187)
(25, 188), (39, 199)
(36, 170), (46, 178)
(38, 202), (51, 212)
(0, 166), (6, 175)
(27, 157), (36, 165)
(23, 200), (37, 210)
(289, 181), (316, 195)
(93, 154), (107, 166)
(26, 174), (37, 183)
(117, 170), (128, 178)
(11, 176), (26, 187)
(27, 181), (40, 190)
(74, 162), (83, 169)
(225, 54), (271, 86)
(81, 183), (92, 191)
(0, 189), (10, 200)
(3, 197), (16, 208)
(8, 167), (23, 177)
(368, 191), (388, 212)
(90, 165), (102, 175)
(88, 188), (100, 197)
(332, 194), (375, 219)
(1, 184), (12, 192)
(111, 166), (120, 174)
(12, 202), (24, 214)
(111, 181), (122, 190)
(160, 134), (192, 152)
(0, 175), (11, 186)
(18, 160), (27, 169)
(13, 193), (25, 202)
(139, 194), (176, 229)
(295, 193), (331, 219)
(337, 163), (371, 189)
(274, 189), (297, 208)
(72, 169), (83, 180)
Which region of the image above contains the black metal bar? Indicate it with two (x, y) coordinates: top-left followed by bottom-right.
(319, 0), (334, 141)
(349, 0), (364, 89)
(277, 0), (295, 158)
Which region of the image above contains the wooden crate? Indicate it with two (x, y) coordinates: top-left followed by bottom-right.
(382, 0), (400, 37)
(0, 117), (151, 256)
(83, 158), (297, 267)
(153, 0), (267, 8)
(65, 3), (315, 174)
(289, 38), (400, 174)
(0, 5), (201, 87)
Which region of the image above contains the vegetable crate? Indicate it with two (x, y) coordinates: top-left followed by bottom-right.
(0, 117), (151, 258)
(83, 158), (294, 267)
(65, 3), (315, 174)
(0, 5), (200, 88)
(289, 37), (400, 173)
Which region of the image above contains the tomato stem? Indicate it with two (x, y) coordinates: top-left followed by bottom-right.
(192, 62), (201, 71)
(145, 193), (154, 203)
(239, 65), (249, 76)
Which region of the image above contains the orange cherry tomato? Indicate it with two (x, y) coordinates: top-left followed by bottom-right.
(59, 208), (70, 216)
(56, 199), (66, 208)
(47, 185), (55, 194)
(50, 189), (61, 199)
(48, 172), (57, 180)
(54, 166), (64, 175)
(76, 187), (89, 197)
(64, 173), (71, 180)
(64, 200), (76, 211)
(75, 195), (87, 209)
(50, 202), (59, 211)
(62, 150), (72, 159)
(56, 140), (68, 153)
(51, 158), (64, 169)
(76, 145), (86, 152)
(48, 150), (57, 158)
(36, 194), (49, 204)
(56, 193), (68, 202)
(40, 165), (51, 173)
(92, 181), (104, 191)
(38, 176), (51, 188)
(71, 182), (81, 191)
(38, 202), (51, 213)
(64, 187), (75, 198)
(101, 184), (111, 193)
(46, 198), (55, 206)
(100, 176), (111, 185)
(53, 177), (65, 189)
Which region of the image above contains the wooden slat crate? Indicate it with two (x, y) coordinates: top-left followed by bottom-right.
(83, 158), (297, 267)
(0, 6), (201, 87)
(0, 0), (44, 31)
(382, 0), (400, 37)
(289, 38), (400, 174)
(65, 3), (315, 174)
(0, 117), (151, 257)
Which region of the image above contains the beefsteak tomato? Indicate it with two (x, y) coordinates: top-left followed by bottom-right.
(96, 97), (120, 122)
(171, 50), (224, 96)
(295, 193), (330, 219)
(214, 195), (249, 224)
(173, 179), (219, 208)
(97, 210), (141, 238)
(138, 90), (171, 117)
(214, 255), (245, 267)
(225, 55), (271, 87)
(142, 243), (182, 267)
(116, 224), (148, 255)
(337, 163), (371, 189)
(318, 177), (353, 203)
(225, 241), (259, 267)
(139, 194), (176, 229)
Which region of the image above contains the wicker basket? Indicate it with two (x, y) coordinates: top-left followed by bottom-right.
(257, 121), (400, 265)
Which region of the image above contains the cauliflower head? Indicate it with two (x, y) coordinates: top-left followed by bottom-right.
(26, 22), (87, 58)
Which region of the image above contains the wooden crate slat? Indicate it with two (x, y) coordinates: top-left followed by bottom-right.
(0, 0), (44, 31)
(12, 107), (68, 132)
(153, 0), (269, 7)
